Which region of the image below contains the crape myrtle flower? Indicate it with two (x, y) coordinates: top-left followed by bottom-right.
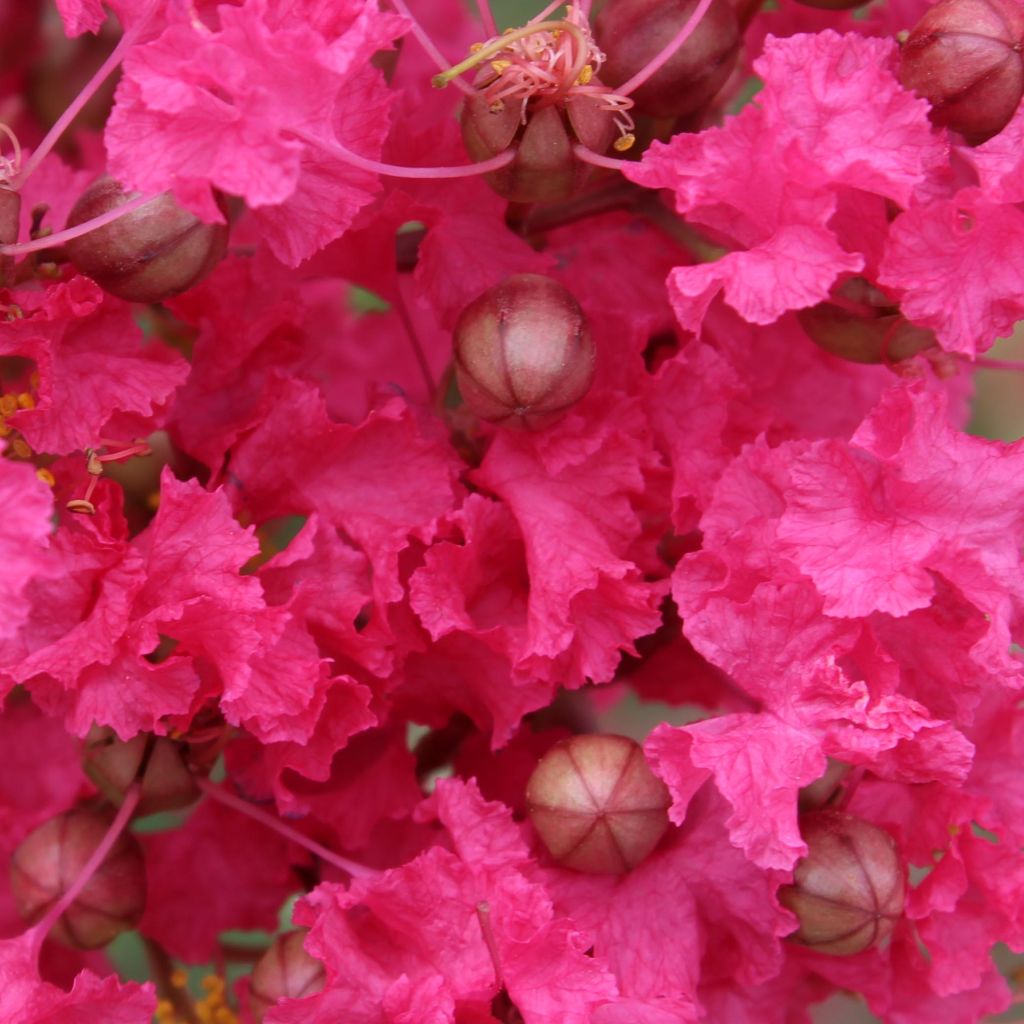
(0, 0), (1023, 1021)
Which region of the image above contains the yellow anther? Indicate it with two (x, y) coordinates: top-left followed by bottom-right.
(0, 394), (17, 416)
(66, 498), (97, 515)
(214, 1008), (237, 1024)
(488, 100), (506, 114)
(155, 1000), (175, 1021)
(86, 451), (104, 475)
(576, 64), (593, 85)
(0, 422), (11, 437)
(490, 59), (511, 74)
(469, 41), (483, 52)
(201, 975), (224, 993)
(613, 133), (636, 152)
(35, 468), (55, 487)
(11, 438), (31, 458)
(170, 969), (189, 988)
(16, 392), (34, 410)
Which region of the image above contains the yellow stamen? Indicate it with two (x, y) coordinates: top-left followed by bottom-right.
(470, 41), (483, 52)
(0, 422), (11, 438)
(0, 394), (17, 416)
(11, 438), (31, 458)
(491, 59), (511, 74)
(576, 65), (593, 85)
(66, 498), (96, 515)
(16, 392), (34, 410)
(614, 133), (636, 152)
(170, 969), (189, 988)
(35, 468), (55, 487)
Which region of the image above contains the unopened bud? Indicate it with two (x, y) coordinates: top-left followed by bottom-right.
(9, 808), (146, 949)
(900, 0), (1024, 145)
(797, 303), (935, 364)
(83, 726), (200, 816)
(779, 810), (905, 955)
(453, 274), (595, 430)
(595, 0), (740, 119)
(526, 734), (671, 873)
(64, 176), (228, 303)
(249, 931), (326, 1023)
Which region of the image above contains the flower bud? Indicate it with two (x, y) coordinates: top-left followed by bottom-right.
(461, 88), (618, 203)
(9, 808), (147, 949)
(83, 726), (200, 817)
(63, 176), (228, 303)
(899, 0), (1024, 145)
(526, 734), (671, 873)
(797, 303), (935, 364)
(778, 810), (905, 956)
(595, 0), (740, 119)
(453, 274), (595, 429)
(249, 931), (325, 1023)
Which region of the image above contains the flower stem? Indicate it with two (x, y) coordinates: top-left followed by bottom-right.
(29, 784), (142, 960)
(0, 193), (153, 256)
(616, 0), (716, 97)
(196, 776), (380, 879)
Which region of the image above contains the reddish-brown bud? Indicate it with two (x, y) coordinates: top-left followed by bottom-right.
(9, 808), (146, 949)
(83, 726), (200, 817)
(453, 274), (595, 429)
(900, 0), (1024, 145)
(460, 88), (618, 203)
(64, 176), (228, 303)
(595, 0), (740, 119)
(797, 303), (935, 364)
(526, 734), (671, 873)
(779, 810), (906, 956)
(249, 931), (326, 1023)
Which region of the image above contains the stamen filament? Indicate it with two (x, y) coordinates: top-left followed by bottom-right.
(297, 129), (517, 180)
(15, 4), (156, 188)
(973, 355), (1024, 373)
(573, 143), (632, 171)
(474, 0), (498, 37)
(0, 192), (153, 256)
(29, 784), (142, 960)
(616, 0), (716, 97)
(196, 777), (380, 879)
(387, 0), (475, 96)
(432, 20), (588, 89)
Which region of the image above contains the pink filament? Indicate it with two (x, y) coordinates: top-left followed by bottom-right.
(29, 785), (142, 960)
(0, 193), (154, 256)
(573, 143), (633, 172)
(616, 0), (717, 97)
(197, 777), (379, 879)
(474, 0), (498, 36)
(301, 130), (517, 180)
(388, 0), (475, 96)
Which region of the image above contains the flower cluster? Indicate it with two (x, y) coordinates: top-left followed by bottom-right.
(1, 0), (1023, 1021)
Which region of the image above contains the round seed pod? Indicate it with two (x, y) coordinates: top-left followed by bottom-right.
(899, 0), (1024, 145)
(9, 807), (147, 949)
(63, 176), (228, 303)
(249, 931), (326, 1023)
(453, 274), (595, 430)
(779, 810), (906, 955)
(83, 726), (200, 817)
(461, 87), (618, 203)
(594, 0), (740, 119)
(526, 734), (671, 873)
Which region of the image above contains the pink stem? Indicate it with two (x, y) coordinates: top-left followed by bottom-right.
(394, 276), (436, 394)
(196, 777), (379, 880)
(529, 0), (568, 24)
(15, 9), (152, 188)
(573, 143), (632, 172)
(616, 0), (716, 97)
(388, 0), (475, 96)
(29, 785), (142, 960)
(1, 193), (153, 256)
(973, 355), (1024, 373)
(302, 130), (517, 180)
(474, 0), (498, 36)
